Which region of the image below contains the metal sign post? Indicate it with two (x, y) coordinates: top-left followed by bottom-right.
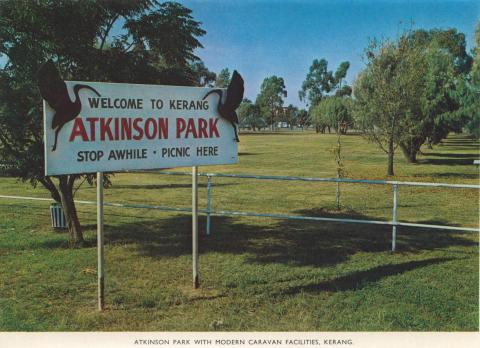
(192, 166), (200, 289)
(206, 175), (212, 236)
(97, 172), (105, 310)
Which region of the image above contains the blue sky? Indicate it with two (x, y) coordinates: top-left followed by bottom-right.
(180, 0), (479, 107)
(1, 1), (476, 107)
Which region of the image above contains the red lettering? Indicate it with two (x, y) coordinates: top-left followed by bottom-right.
(158, 118), (168, 139)
(133, 118), (143, 140)
(86, 117), (99, 141)
(176, 118), (186, 138)
(198, 118), (208, 138)
(145, 118), (157, 139)
(114, 118), (119, 140)
(185, 118), (198, 138)
(69, 118), (89, 142)
(100, 118), (113, 141)
(121, 118), (132, 140)
(209, 118), (220, 138)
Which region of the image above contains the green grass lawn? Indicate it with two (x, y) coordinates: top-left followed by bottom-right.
(0, 132), (478, 331)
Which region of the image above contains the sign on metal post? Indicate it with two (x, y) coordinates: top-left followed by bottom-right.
(39, 61), (243, 308)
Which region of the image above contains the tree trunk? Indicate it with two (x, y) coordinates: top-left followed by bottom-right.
(387, 137), (394, 176)
(315, 126), (319, 133)
(39, 176), (61, 202)
(427, 137), (433, 149)
(58, 176), (84, 247)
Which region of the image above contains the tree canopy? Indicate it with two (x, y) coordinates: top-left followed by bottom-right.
(255, 76), (287, 130)
(311, 97), (353, 134)
(397, 28), (472, 161)
(455, 22), (480, 139)
(237, 98), (265, 131)
(215, 68), (231, 88)
(0, 0), (209, 246)
(354, 37), (425, 175)
(190, 61), (216, 87)
(299, 59), (351, 107)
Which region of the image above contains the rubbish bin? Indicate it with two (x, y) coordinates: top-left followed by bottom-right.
(50, 203), (67, 229)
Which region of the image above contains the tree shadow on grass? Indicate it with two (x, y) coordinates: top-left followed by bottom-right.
(417, 158), (477, 166)
(441, 140), (479, 147)
(3, 197), (476, 264)
(103, 207), (477, 268)
(421, 136), (479, 161)
(418, 146), (479, 165)
(274, 257), (456, 296)
(424, 153), (478, 159)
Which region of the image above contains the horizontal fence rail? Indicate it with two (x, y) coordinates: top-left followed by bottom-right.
(1, 194), (478, 234)
(1, 171), (479, 252)
(129, 170), (480, 189)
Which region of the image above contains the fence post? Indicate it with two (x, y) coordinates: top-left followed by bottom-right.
(206, 175), (212, 236)
(392, 184), (398, 252)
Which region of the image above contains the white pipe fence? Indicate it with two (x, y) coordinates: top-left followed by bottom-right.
(1, 171), (479, 252)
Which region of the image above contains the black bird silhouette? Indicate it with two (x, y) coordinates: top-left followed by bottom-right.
(202, 70), (244, 142)
(38, 60), (101, 151)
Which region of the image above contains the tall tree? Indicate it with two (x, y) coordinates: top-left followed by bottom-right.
(354, 38), (425, 176)
(237, 98), (264, 131)
(473, 22), (480, 83)
(255, 76), (287, 130)
(0, 0), (207, 246)
(215, 68), (231, 88)
(284, 104), (298, 129)
(397, 29), (472, 161)
(299, 59), (351, 107)
(465, 22), (480, 139)
(454, 22), (480, 139)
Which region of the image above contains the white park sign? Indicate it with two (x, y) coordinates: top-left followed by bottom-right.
(39, 61), (243, 309)
(43, 81), (238, 175)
